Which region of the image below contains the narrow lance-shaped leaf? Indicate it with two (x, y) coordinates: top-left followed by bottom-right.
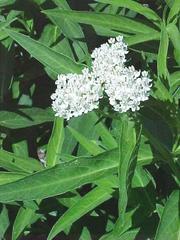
(157, 23), (169, 79)
(155, 191), (180, 240)
(114, 116), (139, 236)
(67, 126), (104, 155)
(125, 32), (160, 46)
(46, 117), (64, 167)
(51, 0), (89, 62)
(118, 116), (137, 218)
(0, 146), (150, 203)
(167, 23), (180, 66)
(43, 9), (159, 35)
(0, 149), (43, 173)
(0, 107), (54, 129)
(47, 177), (116, 240)
(0, 205), (9, 239)
(12, 204), (41, 240)
(0, 172), (27, 185)
(167, 0), (180, 23)
(4, 29), (84, 74)
(96, 0), (161, 23)
(0, 0), (15, 7)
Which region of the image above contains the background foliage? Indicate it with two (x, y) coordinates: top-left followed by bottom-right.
(0, 0), (179, 239)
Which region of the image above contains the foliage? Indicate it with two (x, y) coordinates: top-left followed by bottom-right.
(0, 0), (179, 239)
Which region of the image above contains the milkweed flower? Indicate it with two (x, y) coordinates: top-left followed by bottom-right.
(91, 36), (128, 85)
(51, 68), (102, 120)
(91, 36), (152, 113)
(104, 66), (152, 112)
(51, 35), (152, 119)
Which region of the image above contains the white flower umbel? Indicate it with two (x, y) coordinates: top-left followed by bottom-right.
(104, 66), (152, 112)
(51, 68), (102, 120)
(91, 36), (152, 112)
(51, 35), (152, 119)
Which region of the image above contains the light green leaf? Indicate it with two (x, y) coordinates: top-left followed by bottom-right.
(4, 29), (84, 74)
(0, 146), (149, 203)
(47, 179), (115, 240)
(12, 205), (40, 240)
(116, 116), (138, 233)
(0, 0), (15, 7)
(125, 32), (160, 46)
(43, 9), (159, 35)
(67, 126), (104, 155)
(0, 205), (9, 239)
(12, 140), (29, 158)
(96, 0), (160, 22)
(46, 117), (64, 167)
(155, 191), (180, 240)
(0, 149), (43, 173)
(0, 172), (27, 185)
(167, 0), (180, 23)
(167, 23), (180, 65)
(0, 107), (54, 129)
(169, 71), (180, 96)
(118, 117), (136, 213)
(50, 0), (89, 62)
(157, 23), (169, 79)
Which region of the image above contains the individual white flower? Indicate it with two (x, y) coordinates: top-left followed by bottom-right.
(91, 36), (152, 112)
(51, 68), (103, 120)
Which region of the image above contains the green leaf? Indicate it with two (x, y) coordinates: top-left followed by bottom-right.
(50, 0), (89, 62)
(169, 71), (180, 96)
(100, 229), (139, 240)
(167, 23), (180, 65)
(46, 117), (64, 167)
(155, 191), (180, 240)
(4, 29), (84, 74)
(94, 120), (118, 149)
(157, 23), (169, 79)
(131, 166), (155, 211)
(0, 38), (14, 103)
(125, 32), (160, 46)
(167, 0), (180, 23)
(43, 9), (159, 35)
(12, 205), (40, 240)
(115, 116), (138, 233)
(0, 149), (43, 173)
(96, 0), (160, 22)
(0, 147), (149, 203)
(67, 126), (104, 155)
(0, 0), (15, 7)
(0, 205), (9, 239)
(0, 108), (54, 129)
(12, 140), (29, 158)
(0, 172), (27, 185)
(47, 179), (115, 240)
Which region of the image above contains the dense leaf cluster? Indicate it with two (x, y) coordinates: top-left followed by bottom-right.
(0, 0), (179, 239)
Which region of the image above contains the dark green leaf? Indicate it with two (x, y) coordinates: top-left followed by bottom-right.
(43, 9), (159, 35)
(5, 29), (84, 74)
(0, 108), (54, 129)
(155, 191), (180, 240)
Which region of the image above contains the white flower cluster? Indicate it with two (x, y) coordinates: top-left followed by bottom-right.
(51, 36), (152, 119)
(51, 68), (102, 120)
(91, 36), (152, 113)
